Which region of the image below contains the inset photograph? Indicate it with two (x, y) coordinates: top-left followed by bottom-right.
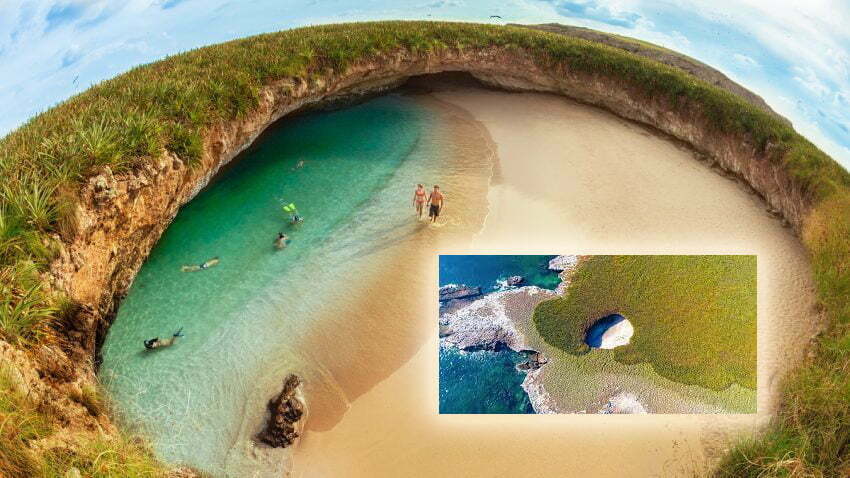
(439, 255), (756, 414)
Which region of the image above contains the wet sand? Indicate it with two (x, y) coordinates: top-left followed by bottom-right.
(291, 83), (821, 476)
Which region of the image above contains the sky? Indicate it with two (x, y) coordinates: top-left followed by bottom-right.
(1, 0), (848, 169)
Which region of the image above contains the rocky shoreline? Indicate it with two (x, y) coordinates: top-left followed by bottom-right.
(439, 255), (654, 414)
(439, 256), (579, 414)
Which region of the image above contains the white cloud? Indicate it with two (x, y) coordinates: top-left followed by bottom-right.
(670, 31), (690, 48)
(732, 53), (759, 67)
(792, 66), (831, 98)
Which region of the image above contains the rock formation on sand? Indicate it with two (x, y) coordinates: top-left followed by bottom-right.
(257, 374), (305, 448)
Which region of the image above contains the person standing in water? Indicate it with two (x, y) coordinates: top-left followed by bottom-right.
(427, 185), (444, 224)
(274, 232), (289, 250)
(412, 183), (427, 219)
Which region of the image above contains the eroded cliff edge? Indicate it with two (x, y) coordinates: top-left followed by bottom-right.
(53, 44), (813, 372)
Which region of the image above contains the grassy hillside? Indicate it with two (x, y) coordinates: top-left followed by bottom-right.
(0, 20), (847, 476)
(0, 362), (170, 478)
(533, 255), (757, 391)
(1, 21), (847, 345)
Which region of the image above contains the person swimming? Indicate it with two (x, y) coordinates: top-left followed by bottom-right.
(275, 232), (289, 250)
(144, 328), (184, 350)
(282, 203), (303, 225)
(181, 257), (220, 272)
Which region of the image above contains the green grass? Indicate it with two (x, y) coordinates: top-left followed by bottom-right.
(0, 363), (168, 478)
(533, 255), (757, 391)
(0, 21), (847, 343)
(715, 195), (850, 477)
(0, 20), (845, 474)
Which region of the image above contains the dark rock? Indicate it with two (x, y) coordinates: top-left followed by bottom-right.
(516, 351), (548, 372)
(439, 284), (481, 302)
(506, 275), (524, 286)
(256, 374), (304, 448)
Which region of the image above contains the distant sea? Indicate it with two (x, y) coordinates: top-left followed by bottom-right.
(438, 255), (560, 414)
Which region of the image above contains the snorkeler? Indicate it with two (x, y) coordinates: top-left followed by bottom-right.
(275, 232), (289, 250)
(143, 328), (184, 350)
(181, 257), (220, 272)
(292, 160), (305, 170)
(412, 183), (427, 219)
(282, 203), (303, 225)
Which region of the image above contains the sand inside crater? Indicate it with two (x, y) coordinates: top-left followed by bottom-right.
(291, 81), (821, 477)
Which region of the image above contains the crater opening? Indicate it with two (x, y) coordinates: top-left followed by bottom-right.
(585, 313), (634, 349)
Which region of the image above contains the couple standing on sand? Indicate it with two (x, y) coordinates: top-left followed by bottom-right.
(413, 184), (444, 223)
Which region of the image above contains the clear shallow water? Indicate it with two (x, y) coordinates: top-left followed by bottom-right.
(101, 94), (467, 475)
(438, 255), (559, 414)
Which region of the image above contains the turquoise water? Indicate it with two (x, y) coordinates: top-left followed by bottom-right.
(101, 94), (465, 475)
(439, 254), (560, 291)
(438, 255), (560, 414)
(438, 346), (534, 414)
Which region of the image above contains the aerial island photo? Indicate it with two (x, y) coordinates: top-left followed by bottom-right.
(1, 1), (849, 477)
(439, 255), (757, 415)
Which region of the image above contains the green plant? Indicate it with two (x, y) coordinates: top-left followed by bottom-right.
(0, 265), (57, 346)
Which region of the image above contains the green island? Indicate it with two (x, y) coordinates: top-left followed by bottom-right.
(533, 255), (757, 392)
(0, 20), (848, 477)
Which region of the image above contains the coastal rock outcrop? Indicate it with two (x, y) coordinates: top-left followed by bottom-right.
(507, 275), (524, 286)
(516, 351), (548, 371)
(439, 284), (482, 302)
(548, 255), (578, 271)
(549, 255), (580, 295)
(440, 286), (557, 351)
(440, 286), (563, 414)
(256, 374), (305, 448)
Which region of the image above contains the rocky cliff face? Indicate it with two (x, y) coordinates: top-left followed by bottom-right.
(41, 42), (811, 451)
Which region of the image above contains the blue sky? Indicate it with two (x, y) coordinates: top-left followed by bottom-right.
(1, 0), (848, 169)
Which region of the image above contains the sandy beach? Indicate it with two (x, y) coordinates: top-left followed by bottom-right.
(290, 80), (821, 476)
